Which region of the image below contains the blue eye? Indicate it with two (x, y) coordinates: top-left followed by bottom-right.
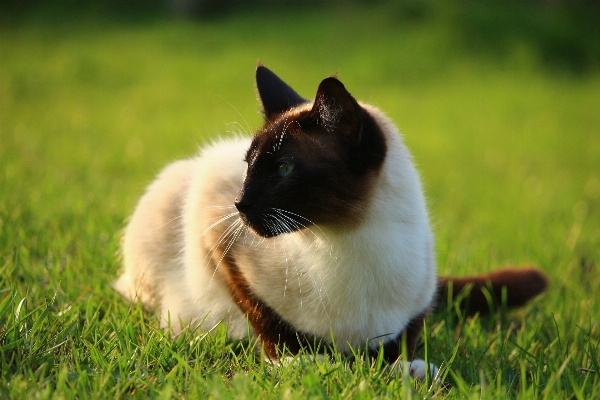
(277, 161), (294, 177)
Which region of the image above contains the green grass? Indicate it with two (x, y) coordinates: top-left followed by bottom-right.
(1, 3), (599, 398)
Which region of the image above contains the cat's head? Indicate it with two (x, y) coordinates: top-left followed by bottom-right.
(235, 65), (387, 237)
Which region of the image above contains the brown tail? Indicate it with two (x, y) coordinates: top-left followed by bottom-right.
(436, 266), (548, 315)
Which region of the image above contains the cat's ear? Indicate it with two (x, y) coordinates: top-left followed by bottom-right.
(311, 77), (361, 142)
(256, 64), (307, 121)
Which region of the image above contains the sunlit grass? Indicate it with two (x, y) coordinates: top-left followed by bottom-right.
(1, 4), (599, 398)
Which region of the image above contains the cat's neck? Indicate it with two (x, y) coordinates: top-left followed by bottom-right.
(295, 106), (436, 309)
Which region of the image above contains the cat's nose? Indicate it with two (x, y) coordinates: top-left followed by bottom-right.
(234, 199), (251, 214)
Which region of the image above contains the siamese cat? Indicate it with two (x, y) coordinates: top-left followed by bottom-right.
(115, 64), (547, 378)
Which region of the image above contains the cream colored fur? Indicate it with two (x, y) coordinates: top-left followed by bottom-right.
(115, 104), (437, 354)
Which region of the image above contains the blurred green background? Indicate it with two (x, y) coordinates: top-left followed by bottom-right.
(1, 0), (599, 397)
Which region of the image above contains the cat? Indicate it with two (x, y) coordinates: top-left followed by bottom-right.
(114, 64), (547, 378)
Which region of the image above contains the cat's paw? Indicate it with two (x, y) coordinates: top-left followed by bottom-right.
(394, 359), (439, 381)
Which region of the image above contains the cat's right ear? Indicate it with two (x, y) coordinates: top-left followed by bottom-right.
(256, 64), (307, 121)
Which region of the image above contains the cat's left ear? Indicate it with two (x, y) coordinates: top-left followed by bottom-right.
(256, 64), (307, 121)
(311, 77), (362, 143)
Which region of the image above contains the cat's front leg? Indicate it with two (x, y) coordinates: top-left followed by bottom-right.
(215, 253), (317, 359)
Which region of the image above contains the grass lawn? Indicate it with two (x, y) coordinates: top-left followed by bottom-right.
(1, 3), (599, 398)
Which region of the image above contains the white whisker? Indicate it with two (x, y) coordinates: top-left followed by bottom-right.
(198, 205), (237, 211)
(203, 218), (244, 289)
(265, 212), (292, 299)
(216, 94), (252, 135)
(199, 212), (239, 238)
(271, 212), (304, 307)
(273, 208), (349, 294)
(204, 219), (246, 290)
(173, 211), (239, 258)
(155, 215), (183, 230)
(273, 208), (332, 256)
(269, 209), (332, 321)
